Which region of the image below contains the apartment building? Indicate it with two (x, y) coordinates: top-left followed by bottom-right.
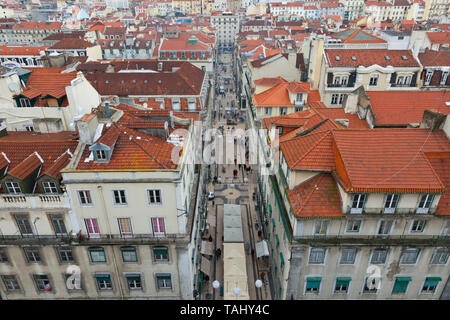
(257, 112), (450, 299)
(0, 103), (204, 299)
(0, 69), (101, 132)
(172, 0), (202, 15)
(45, 39), (103, 60)
(210, 11), (239, 48)
(339, 0), (365, 20)
(364, 0), (410, 23)
(319, 49), (421, 107)
(0, 22), (63, 45)
(418, 50), (450, 88)
(0, 45), (46, 68)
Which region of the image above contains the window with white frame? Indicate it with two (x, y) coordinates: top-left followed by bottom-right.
(430, 248), (449, 264)
(442, 221), (450, 236)
(334, 76), (340, 84)
(400, 248), (420, 264)
(49, 214), (67, 235)
(6, 181), (21, 194)
(396, 76), (404, 85)
(78, 190), (92, 205)
(89, 247), (106, 263)
(121, 246), (137, 262)
(384, 194), (399, 213)
(425, 71), (433, 84)
(280, 107), (287, 115)
(84, 218), (99, 237)
(117, 218), (133, 237)
(126, 274), (142, 290)
(421, 277), (441, 294)
(95, 274), (112, 290)
(148, 189), (162, 205)
(339, 94), (346, 104)
(331, 94), (339, 105)
(19, 98), (31, 108)
(57, 246), (74, 263)
(151, 217), (165, 237)
(350, 194), (366, 214)
(363, 276), (379, 293)
(371, 248), (388, 264)
(156, 273), (172, 289)
(96, 150), (107, 161)
(377, 220), (393, 235)
(0, 248), (9, 262)
(417, 194), (434, 214)
(410, 219), (426, 233)
(309, 248), (326, 264)
(264, 107), (272, 116)
(340, 248), (357, 264)
(153, 246), (169, 262)
(42, 181), (58, 194)
(24, 247), (41, 263)
(113, 190), (126, 205)
(441, 72), (449, 85)
(33, 274), (51, 292)
(346, 220), (361, 233)
(369, 74), (378, 86)
(341, 76), (348, 85)
(305, 277), (321, 293)
(404, 76), (411, 85)
(334, 277), (351, 293)
(13, 214), (33, 236)
(313, 220), (328, 235)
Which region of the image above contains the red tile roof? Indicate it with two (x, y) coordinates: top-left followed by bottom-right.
(40, 149), (73, 179)
(253, 81), (313, 107)
(426, 153), (450, 216)
(253, 76), (287, 87)
(0, 45), (47, 56)
(48, 39), (96, 50)
(333, 129), (450, 193)
(366, 91), (450, 126)
(418, 50), (450, 67)
(7, 152), (43, 179)
(287, 173), (344, 218)
(325, 49), (419, 68)
(426, 31), (450, 44)
(13, 21), (62, 30)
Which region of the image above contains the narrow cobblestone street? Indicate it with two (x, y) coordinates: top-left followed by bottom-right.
(200, 51), (272, 300)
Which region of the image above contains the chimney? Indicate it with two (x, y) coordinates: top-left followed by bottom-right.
(288, 52), (297, 68)
(77, 113), (99, 145)
(170, 110), (174, 128)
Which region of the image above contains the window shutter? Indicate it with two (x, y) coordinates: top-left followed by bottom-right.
(306, 278), (321, 289)
(390, 72), (397, 84)
(336, 277), (351, 285)
(411, 72), (417, 87)
(154, 248), (168, 255)
(152, 218), (159, 233)
(158, 218), (165, 233)
(431, 70), (442, 85)
(424, 277), (441, 286)
(348, 72), (356, 87)
(85, 219), (93, 234)
(420, 70), (425, 80)
(327, 72), (333, 85)
(92, 219), (99, 233)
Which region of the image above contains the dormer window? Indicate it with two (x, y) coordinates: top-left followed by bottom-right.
(96, 150), (107, 161)
(6, 181), (21, 194)
(42, 181), (58, 194)
(172, 98), (180, 110)
(19, 98), (31, 108)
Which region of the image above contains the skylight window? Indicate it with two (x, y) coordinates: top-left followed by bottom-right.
(385, 56), (390, 60)
(401, 56), (407, 60)
(335, 56), (340, 61)
(351, 56), (356, 61)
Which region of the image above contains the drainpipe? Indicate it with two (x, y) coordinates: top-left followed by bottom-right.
(97, 185), (125, 300)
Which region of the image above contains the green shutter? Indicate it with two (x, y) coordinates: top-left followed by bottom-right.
(425, 277), (441, 286)
(95, 276), (110, 282)
(306, 278), (321, 289)
(157, 275), (171, 280)
(272, 218), (276, 227)
(393, 278), (411, 293)
(280, 252), (285, 266)
(126, 275), (140, 281)
(269, 204), (272, 217)
(336, 277), (351, 285)
(275, 234), (280, 247)
(396, 277), (412, 282)
(154, 248), (168, 255)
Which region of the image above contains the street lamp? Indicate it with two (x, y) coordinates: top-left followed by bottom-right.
(33, 217), (40, 238)
(212, 280), (220, 289)
(255, 279), (263, 289)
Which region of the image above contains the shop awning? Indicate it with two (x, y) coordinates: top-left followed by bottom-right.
(255, 240), (269, 258)
(201, 240), (214, 256)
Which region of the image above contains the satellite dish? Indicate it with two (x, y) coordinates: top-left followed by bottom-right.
(8, 82), (19, 93)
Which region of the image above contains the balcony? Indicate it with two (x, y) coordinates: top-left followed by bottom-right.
(0, 194), (70, 210)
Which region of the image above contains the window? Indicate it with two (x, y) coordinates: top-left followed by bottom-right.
(126, 274), (142, 290)
(331, 94), (339, 105)
(84, 218), (99, 238)
(417, 194), (434, 214)
(78, 190), (92, 205)
(0, 248), (8, 262)
(57, 246), (74, 263)
(42, 181), (58, 194)
(339, 94), (346, 104)
(313, 220), (328, 235)
(96, 150), (107, 160)
(392, 277), (411, 294)
(396, 76), (404, 85)
(350, 194), (366, 214)
(89, 247), (106, 263)
(400, 248), (420, 264)
(425, 71), (433, 84)
(377, 220), (393, 235)
(280, 107), (287, 115)
(19, 98), (31, 108)
(346, 220), (361, 233)
(341, 76), (348, 85)
(334, 76), (340, 84)
(118, 218), (133, 237)
(410, 220), (426, 233)
(371, 248), (388, 264)
(440, 72), (449, 85)
(296, 93), (303, 103)
(33, 274), (52, 292)
(334, 277), (351, 293)
(421, 277), (441, 294)
(305, 277), (321, 293)
(112, 190), (127, 205)
(1, 275), (20, 292)
(430, 248), (449, 264)
(156, 273), (172, 289)
(404, 76), (411, 85)
(191, 51), (196, 58)
(363, 276), (379, 294)
(264, 107), (272, 116)
(161, 52), (166, 59)
(13, 214), (33, 235)
(153, 246), (169, 262)
(151, 217), (165, 237)
(6, 182), (21, 194)
(369, 74), (378, 86)
(95, 274), (112, 290)
(180, 52), (186, 59)
(340, 248), (357, 264)
(121, 246), (137, 262)
(309, 248), (326, 264)
(148, 189), (162, 205)
(50, 214), (67, 235)
(384, 194), (399, 213)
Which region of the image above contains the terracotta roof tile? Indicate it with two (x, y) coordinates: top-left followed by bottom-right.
(418, 50), (450, 67)
(40, 149), (73, 179)
(426, 31), (450, 44)
(325, 49), (419, 68)
(426, 153), (450, 216)
(48, 39), (96, 50)
(287, 173), (344, 218)
(7, 152), (43, 179)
